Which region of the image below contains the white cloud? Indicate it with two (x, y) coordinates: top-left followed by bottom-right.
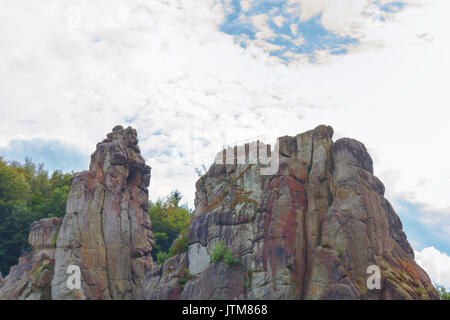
(290, 24), (298, 36)
(272, 15), (286, 28)
(0, 0), (449, 221)
(287, 0), (418, 37)
(240, 0), (253, 12)
(415, 247), (450, 288)
(249, 14), (276, 40)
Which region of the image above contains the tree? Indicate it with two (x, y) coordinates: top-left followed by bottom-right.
(436, 284), (450, 300)
(148, 191), (191, 263)
(0, 158), (72, 275)
(0, 201), (34, 274)
(0, 157), (31, 204)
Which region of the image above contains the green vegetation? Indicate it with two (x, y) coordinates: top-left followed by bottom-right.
(168, 231), (189, 256)
(0, 153), (191, 274)
(210, 241), (240, 266)
(148, 190), (191, 264)
(178, 268), (195, 290)
(0, 157), (72, 276)
(156, 251), (168, 265)
(51, 232), (58, 246)
(436, 284), (450, 300)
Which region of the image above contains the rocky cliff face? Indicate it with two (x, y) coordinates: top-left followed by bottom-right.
(144, 125), (439, 300)
(0, 125), (439, 300)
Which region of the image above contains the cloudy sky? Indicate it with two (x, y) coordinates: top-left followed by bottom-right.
(0, 0), (449, 287)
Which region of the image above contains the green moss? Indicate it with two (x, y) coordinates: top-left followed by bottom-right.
(51, 232), (58, 246)
(36, 263), (52, 273)
(30, 263), (53, 282)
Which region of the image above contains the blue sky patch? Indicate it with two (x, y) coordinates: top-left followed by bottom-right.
(376, 0), (406, 13)
(219, 0), (406, 62)
(0, 139), (89, 173)
(395, 199), (450, 255)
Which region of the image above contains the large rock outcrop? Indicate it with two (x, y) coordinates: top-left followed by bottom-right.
(0, 218), (61, 300)
(51, 125), (155, 299)
(0, 125), (439, 300)
(144, 125), (439, 300)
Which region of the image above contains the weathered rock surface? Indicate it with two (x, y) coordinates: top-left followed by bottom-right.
(0, 218), (61, 300)
(144, 125), (439, 300)
(0, 125), (439, 300)
(51, 125), (155, 300)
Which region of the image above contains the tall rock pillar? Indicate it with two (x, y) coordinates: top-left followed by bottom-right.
(51, 126), (154, 300)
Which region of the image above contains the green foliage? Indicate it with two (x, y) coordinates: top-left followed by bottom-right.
(436, 284), (450, 300)
(148, 190), (191, 263)
(168, 231), (189, 257)
(51, 231), (58, 246)
(223, 250), (240, 265)
(211, 241), (240, 266)
(211, 241), (227, 262)
(178, 268), (195, 290)
(157, 251), (169, 265)
(0, 157), (72, 276)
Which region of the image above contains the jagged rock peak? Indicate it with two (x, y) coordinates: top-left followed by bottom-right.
(144, 124), (439, 300)
(51, 125), (154, 300)
(104, 125), (142, 153)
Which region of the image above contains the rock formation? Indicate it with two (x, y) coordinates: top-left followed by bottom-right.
(143, 125), (439, 300)
(0, 125), (439, 300)
(0, 218), (61, 300)
(51, 125), (155, 299)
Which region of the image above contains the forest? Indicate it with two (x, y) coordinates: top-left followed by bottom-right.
(0, 157), (72, 276)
